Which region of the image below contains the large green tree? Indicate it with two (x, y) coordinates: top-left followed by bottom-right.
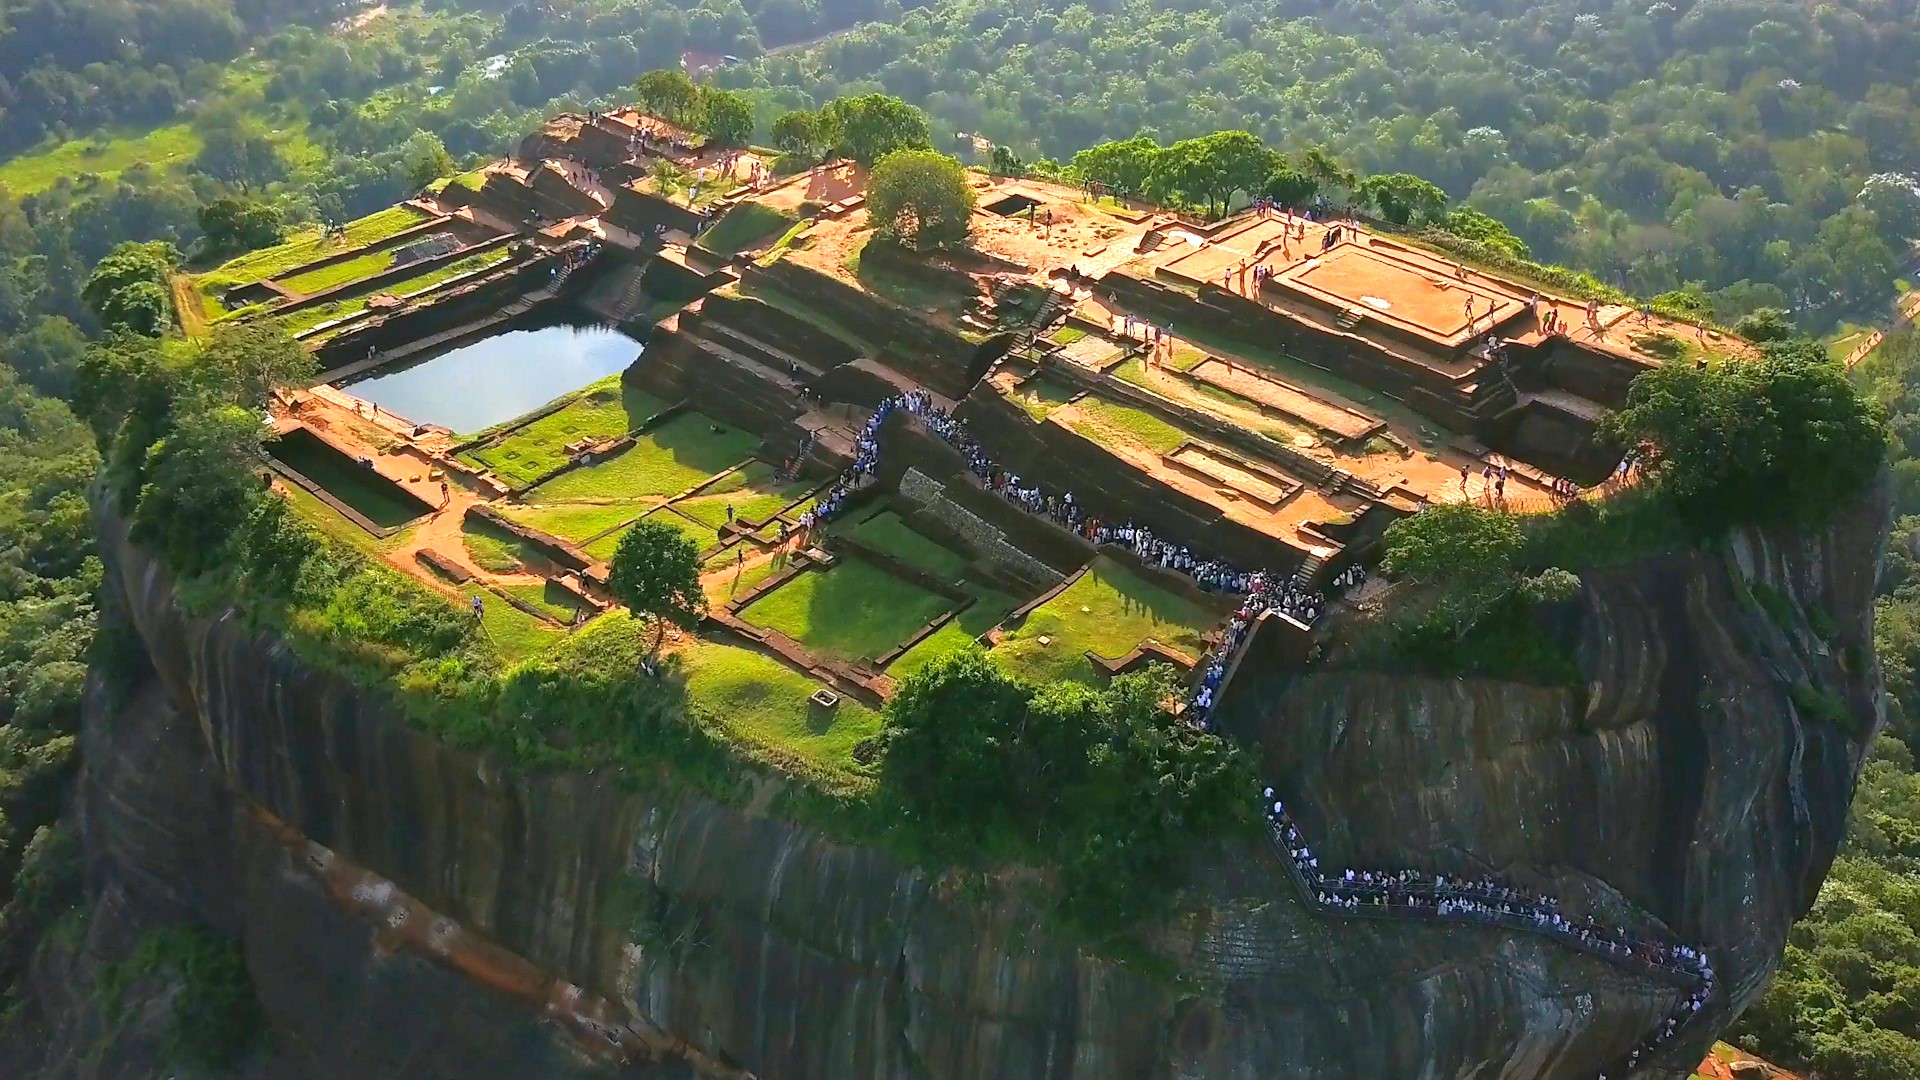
(1354, 172), (1450, 225)
(606, 518), (705, 654)
(821, 93), (931, 167)
(81, 241), (179, 336)
(700, 89), (756, 147)
(866, 149), (974, 247)
(634, 69), (702, 125)
(1605, 340), (1888, 533)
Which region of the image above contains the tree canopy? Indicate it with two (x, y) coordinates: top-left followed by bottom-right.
(881, 648), (1255, 931)
(820, 93), (932, 166)
(866, 148), (973, 247)
(1605, 341), (1888, 533)
(606, 518), (705, 653)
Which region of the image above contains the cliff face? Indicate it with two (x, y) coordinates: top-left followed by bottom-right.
(3, 480), (1886, 1080)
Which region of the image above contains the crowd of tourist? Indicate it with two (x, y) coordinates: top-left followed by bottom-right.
(1263, 788), (1715, 1077)
(798, 390), (1714, 1073)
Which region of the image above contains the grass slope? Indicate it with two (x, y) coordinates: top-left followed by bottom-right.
(1069, 395), (1190, 455)
(994, 557), (1220, 685)
(697, 202), (799, 255)
(840, 510), (969, 578)
(195, 205), (430, 304)
(679, 640), (879, 794)
(884, 587), (1021, 682)
(278, 248), (511, 336)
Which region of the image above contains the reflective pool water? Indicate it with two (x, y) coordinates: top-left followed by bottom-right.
(344, 320), (644, 434)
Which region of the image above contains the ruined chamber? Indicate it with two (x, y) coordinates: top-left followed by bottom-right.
(2, 473), (1886, 1080)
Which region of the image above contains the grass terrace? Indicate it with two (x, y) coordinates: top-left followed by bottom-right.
(885, 586), (1023, 682)
(279, 248), (515, 337)
(585, 507), (721, 562)
(496, 502), (641, 548)
(678, 640), (880, 794)
(267, 428), (434, 529)
(1066, 394), (1190, 455)
(465, 587), (567, 662)
(500, 579), (593, 624)
(462, 516), (547, 574)
(994, 557), (1222, 686)
(529, 412), (758, 504)
(739, 560), (956, 663)
(193, 205), (431, 316)
(1110, 357), (1312, 444)
(458, 376), (665, 489)
(838, 509), (970, 578)
(672, 462), (812, 529)
(1011, 376), (1080, 422)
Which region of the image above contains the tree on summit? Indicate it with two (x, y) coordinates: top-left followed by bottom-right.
(867, 149), (974, 247)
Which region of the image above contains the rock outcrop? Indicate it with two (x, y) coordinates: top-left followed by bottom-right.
(0, 475), (1886, 1079)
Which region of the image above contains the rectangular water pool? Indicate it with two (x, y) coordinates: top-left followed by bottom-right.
(268, 427), (435, 530)
(345, 321), (645, 434)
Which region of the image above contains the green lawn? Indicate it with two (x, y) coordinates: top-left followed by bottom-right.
(678, 640), (880, 794)
(466, 589), (567, 663)
(739, 561), (956, 662)
(500, 579), (592, 623)
(704, 547), (795, 605)
(458, 377), (664, 488)
(840, 510), (969, 578)
(278, 247), (513, 336)
(529, 412), (758, 504)
(277, 246), (409, 296)
(885, 587), (1021, 682)
(195, 205), (430, 299)
(697, 201), (799, 255)
(497, 502), (645, 547)
(994, 557), (1221, 686)
(0, 124), (202, 194)
(584, 507), (721, 562)
(1069, 395), (1190, 455)
(275, 483), (415, 558)
(673, 463), (810, 528)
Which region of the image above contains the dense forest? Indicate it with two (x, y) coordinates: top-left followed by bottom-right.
(729, 0), (1920, 330)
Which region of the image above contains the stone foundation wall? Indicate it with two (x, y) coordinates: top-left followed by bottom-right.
(897, 468), (1065, 588)
(952, 387), (1309, 575)
(1099, 272), (1483, 430)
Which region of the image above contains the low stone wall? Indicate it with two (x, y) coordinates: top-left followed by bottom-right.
(896, 468), (1065, 589)
(464, 505), (593, 572)
(314, 251), (566, 373)
(740, 260), (999, 399)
